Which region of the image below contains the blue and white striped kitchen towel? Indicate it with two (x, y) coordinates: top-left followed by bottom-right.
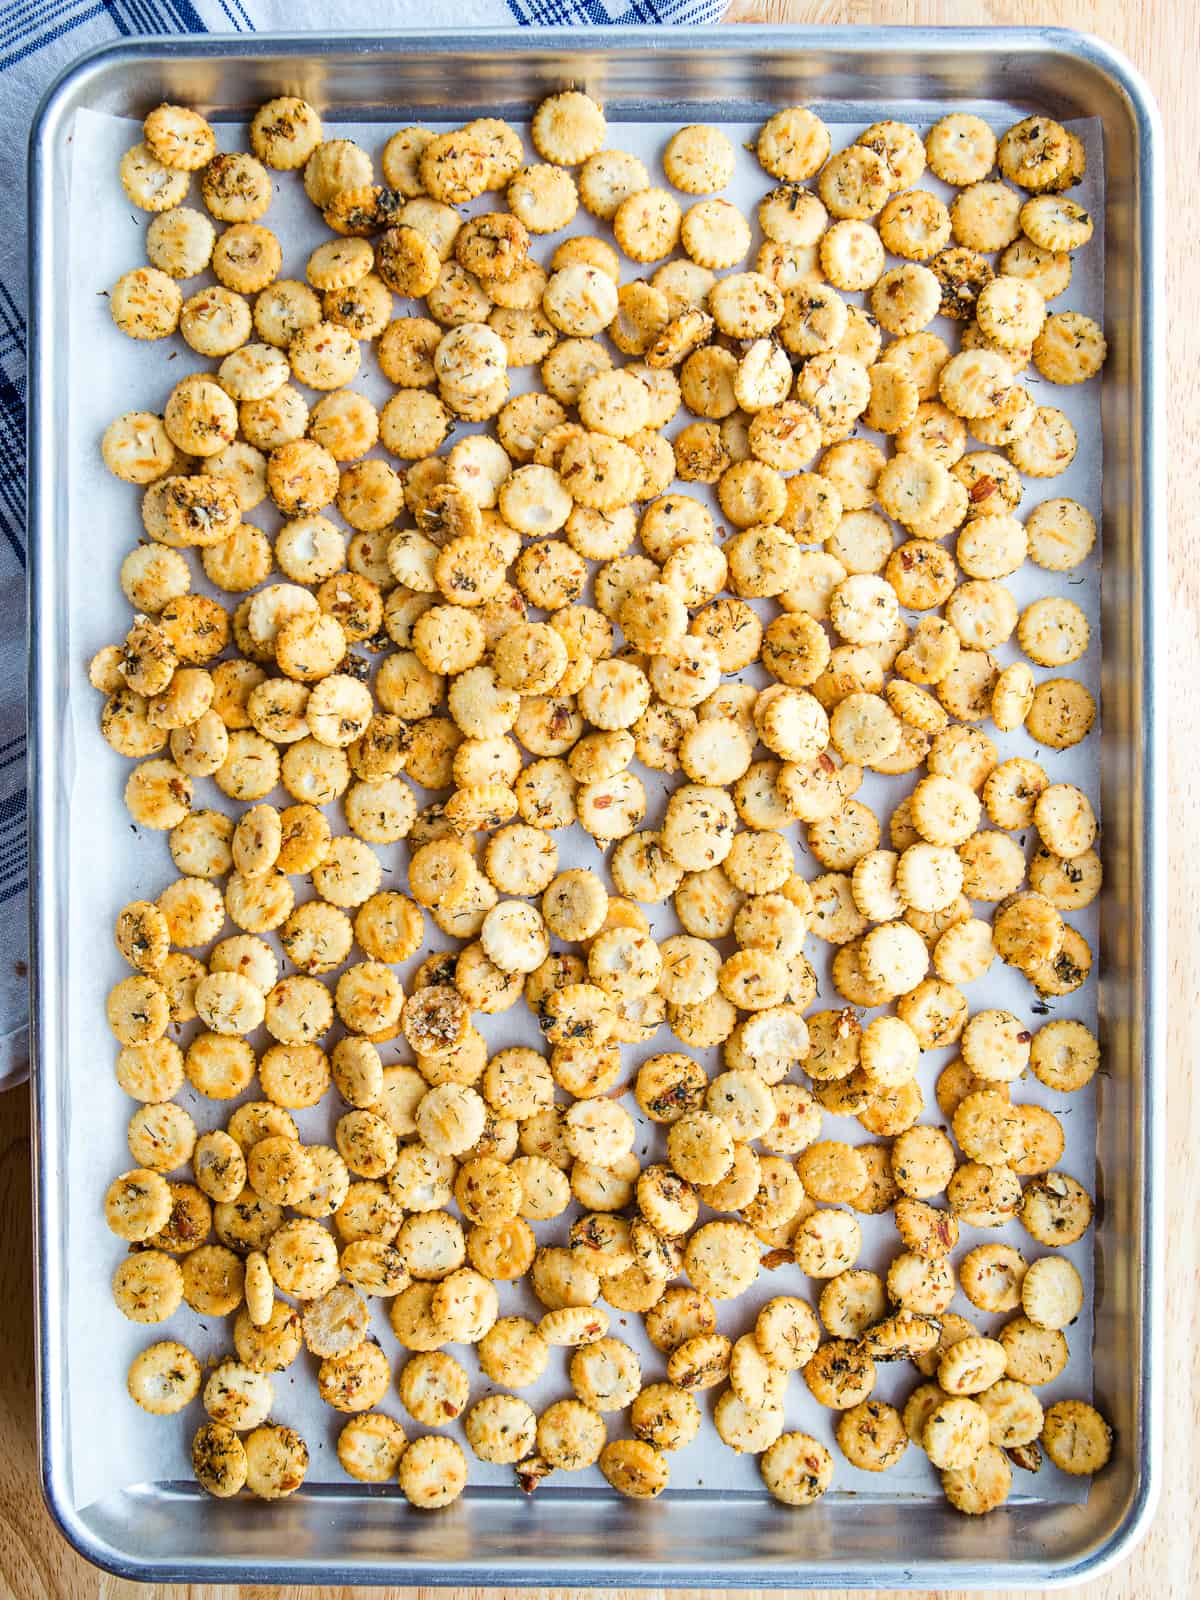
(0, 0), (729, 1089)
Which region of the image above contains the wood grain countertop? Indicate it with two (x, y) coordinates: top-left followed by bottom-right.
(4, 0), (1195, 1594)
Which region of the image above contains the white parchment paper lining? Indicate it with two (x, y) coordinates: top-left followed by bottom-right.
(61, 106), (1104, 1512)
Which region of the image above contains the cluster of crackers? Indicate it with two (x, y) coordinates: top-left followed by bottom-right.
(97, 90), (1111, 1511)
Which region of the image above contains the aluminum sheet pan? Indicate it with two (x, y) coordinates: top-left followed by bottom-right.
(27, 25), (1164, 1590)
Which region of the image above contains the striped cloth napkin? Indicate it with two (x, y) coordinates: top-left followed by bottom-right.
(1, 0), (729, 1089)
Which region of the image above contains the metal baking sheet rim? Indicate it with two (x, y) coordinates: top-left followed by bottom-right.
(26, 24), (1165, 1590)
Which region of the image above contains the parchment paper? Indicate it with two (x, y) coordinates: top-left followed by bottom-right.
(62, 106), (1104, 1512)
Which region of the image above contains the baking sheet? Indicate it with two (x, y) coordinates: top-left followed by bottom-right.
(62, 104), (1103, 1513)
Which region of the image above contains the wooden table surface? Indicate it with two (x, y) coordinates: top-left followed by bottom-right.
(4, 0), (1195, 1595)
